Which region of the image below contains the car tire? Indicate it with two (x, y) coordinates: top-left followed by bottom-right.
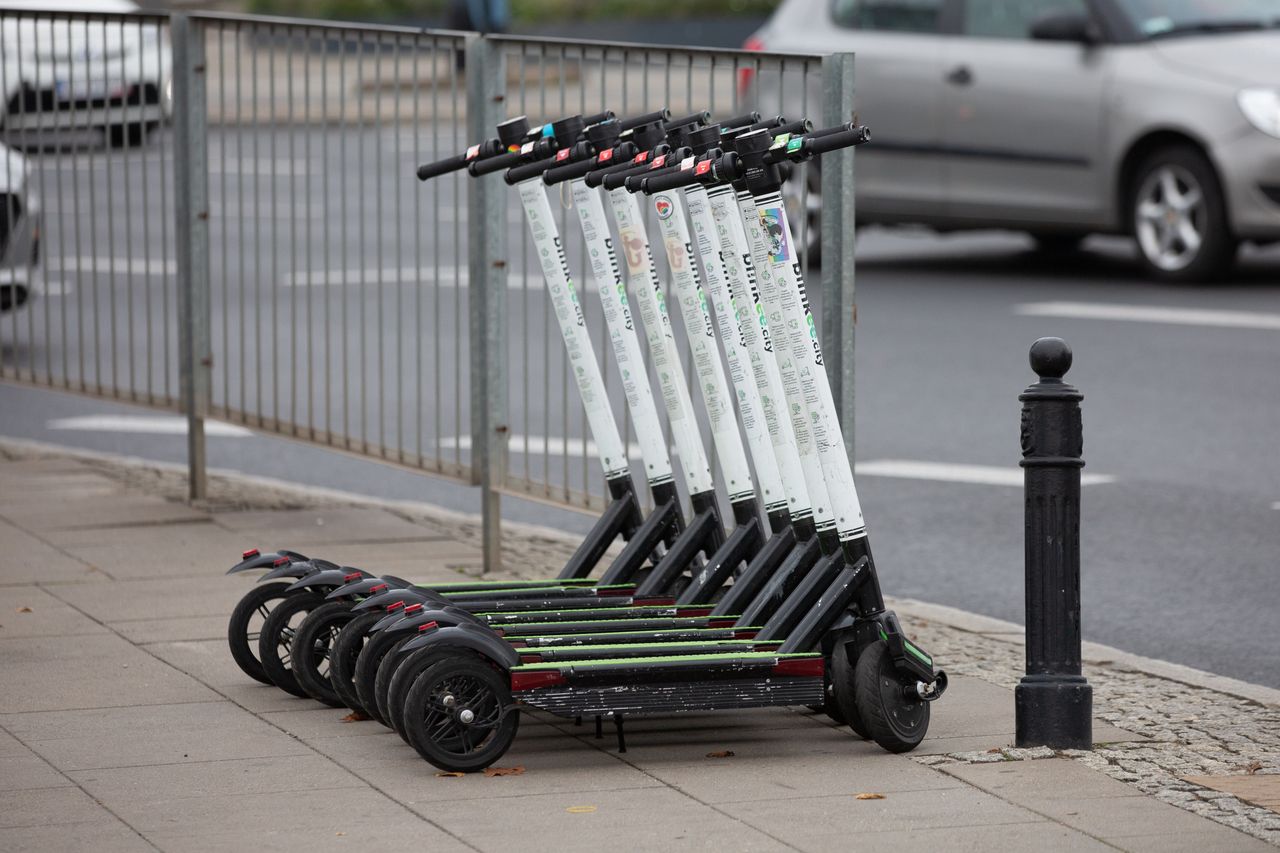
(1130, 145), (1237, 282)
(1029, 232), (1086, 255)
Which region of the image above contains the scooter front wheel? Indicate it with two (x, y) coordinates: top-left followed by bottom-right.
(402, 655), (520, 773)
(290, 601), (356, 707)
(329, 610), (385, 713)
(258, 591), (328, 698)
(227, 582), (295, 685)
(853, 639), (929, 753)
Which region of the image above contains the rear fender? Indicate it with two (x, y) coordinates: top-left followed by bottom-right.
(352, 588), (435, 614)
(227, 550), (291, 575)
(258, 561), (318, 582)
(325, 576), (408, 600)
(285, 568), (371, 594)
(398, 623), (517, 669)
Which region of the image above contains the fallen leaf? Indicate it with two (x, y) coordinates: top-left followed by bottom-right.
(435, 771), (466, 778)
(706, 750), (735, 759)
(986, 748), (1002, 753)
(16, 607), (32, 613)
(340, 711), (370, 722)
(483, 765), (525, 777)
(335, 832), (346, 837)
(1242, 761), (1264, 775)
(854, 793), (885, 800)
(565, 805), (597, 814)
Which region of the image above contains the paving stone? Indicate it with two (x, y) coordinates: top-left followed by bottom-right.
(211, 508), (439, 544)
(4, 701), (310, 771)
(1184, 773), (1280, 811)
(0, 634), (217, 713)
(54, 576), (258, 622)
(419, 785), (788, 853)
(0, 731), (71, 792)
(109, 614), (228, 644)
(1111, 829), (1278, 853)
(0, 519), (105, 585)
(69, 754), (363, 800)
(0, 786), (116, 828)
(4, 496), (204, 532)
(122, 788), (471, 853)
(0, 586), (108, 638)
(719, 786), (1042, 846)
(0, 818), (154, 853)
(145, 638), (309, 714)
(839, 820), (1115, 852)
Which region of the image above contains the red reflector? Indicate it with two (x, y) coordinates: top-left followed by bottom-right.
(695, 159), (712, 176)
(343, 572), (362, 583)
(772, 657), (824, 678)
(404, 603), (424, 615)
(272, 556), (290, 567)
(511, 670), (566, 691)
(242, 548), (260, 560)
(369, 583), (388, 594)
(555, 148), (571, 161)
(633, 151), (650, 164)
(416, 620), (439, 633)
(518, 653), (543, 664)
(386, 600), (406, 612)
(598, 148), (614, 163)
(651, 154), (667, 168)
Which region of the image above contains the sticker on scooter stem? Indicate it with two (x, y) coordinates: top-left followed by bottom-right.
(655, 196), (675, 220)
(759, 206), (790, 263)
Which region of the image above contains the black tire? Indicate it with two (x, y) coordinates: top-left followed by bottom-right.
(853, 640), (929, 753)
(1129, 144), (1237, 282)
(386, 647), (464, 743)
(401, 655), (520, 773)
(1029, 232), (1086, 255)
(353, 626), (414, 726)
(829, 640), (871, 739)
(373, 636), (414, 724)
(328, 610), (385, 714)
(290, 601), (356, 707)
(258, 591), (328, 698)
(227, 582), (295, 685)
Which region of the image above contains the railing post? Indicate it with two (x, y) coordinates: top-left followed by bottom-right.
(172, 12), (211, 501)
(820, 52), (857, 462)
(1016, 336), (1093, 750)
(466, 34), (508, 573)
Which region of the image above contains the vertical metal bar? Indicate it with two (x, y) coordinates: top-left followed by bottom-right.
(820, 52), (857, 463)
(236, 22), (246, 417)
(357, 33), (368, 452)
(269, 26), (280, 429)
(31, 14), (48, 384)
(373, 33), (386, 457)
(413, 37), (422, 465)
(339, 34), (350, 446)
(465, 34), (508, 573)
(303, 28), (314, 439)
(287, 25), (298, 435)
(216, 21), (227, 413)
(172, 12), (211, 500)
(159, 19), (173, 401)
(174, 18), (189, 407)
(120, 18), (135, 398)
(251, 26), (262, 422)
(51, 16), (70, 389)
(431, 36), (441, 465)
(392, 35), (404, 462)
(103, 18), (119, 395)
(322, 26), (332, 443)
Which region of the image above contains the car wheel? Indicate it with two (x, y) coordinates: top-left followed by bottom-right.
(1130, 145), (1237, 282)
(782, 162), (822, 266)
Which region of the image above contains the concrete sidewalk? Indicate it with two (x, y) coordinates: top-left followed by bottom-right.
(0, 443), (1276, 853)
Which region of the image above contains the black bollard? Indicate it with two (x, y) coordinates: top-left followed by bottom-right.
(1015, 337), (1093, 750)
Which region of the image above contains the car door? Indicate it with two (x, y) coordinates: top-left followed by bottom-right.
(806, 0), (949, 218)
(941, 0), (1111, 226)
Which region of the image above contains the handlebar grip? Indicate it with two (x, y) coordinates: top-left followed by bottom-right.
(802, 124), (871, 156)
(719, 110), (761, 130)
(545, 142), (638, 185)
(775, 118), (813, 137)
(583, 110), (616, 127)
(505, 154), (560, 185)
(620, 109), (670, 131)
(469, 149), (523, 176)
(417, 151), (469, 181)
(668, 110), (712, 129)
(640, 165), (700, 194)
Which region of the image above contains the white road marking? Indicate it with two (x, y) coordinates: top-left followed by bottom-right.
(856, 459), (1115, 488)
(440, 434), (644, 459)
(1016, 301), (1280, 331)
(48, 257), (176, 276)
(47, 415), (252, 438)
(282, 267), (569, 290)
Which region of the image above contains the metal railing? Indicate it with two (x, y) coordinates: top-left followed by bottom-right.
(0, 8), (856, 571)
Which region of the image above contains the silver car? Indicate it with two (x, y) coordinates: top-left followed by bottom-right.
(0, 138), (39, 312)
(745, 0), (1280, 281)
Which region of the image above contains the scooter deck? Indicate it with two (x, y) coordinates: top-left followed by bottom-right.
(518, 638), (775, 662)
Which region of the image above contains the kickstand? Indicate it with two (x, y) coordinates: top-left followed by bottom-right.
(594, 716), (603, 739)
(613, 715), (627, 753)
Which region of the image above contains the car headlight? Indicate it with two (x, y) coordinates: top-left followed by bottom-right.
(1237, 88), (1280, 139)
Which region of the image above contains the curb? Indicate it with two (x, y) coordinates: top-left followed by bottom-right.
(6, 433), (1278, 710)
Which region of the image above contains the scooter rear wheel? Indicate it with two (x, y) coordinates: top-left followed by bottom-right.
(385, 647), (461, 742)
(829, 640), (871, 739)
(353, 628), (413, 726)
(328, 610), (385, 714)
(290, 601), (356, 707)
(853, 639), (929, 753)
(401, 655), (520, 773)
(227, 582), (295, 685)
(258, 591), (328, 698)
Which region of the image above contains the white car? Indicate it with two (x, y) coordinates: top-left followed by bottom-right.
(0, 0), (172, 148)
(0, 139), (39, 312)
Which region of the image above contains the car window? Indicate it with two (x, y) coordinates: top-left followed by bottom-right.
(963, 0), (1090, 38)
(832, 0), (944, 33)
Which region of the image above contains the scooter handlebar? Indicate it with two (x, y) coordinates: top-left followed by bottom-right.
(620, 109), (671, 131)
(802, 124), (871, 156)
(416, 139), (503, 181)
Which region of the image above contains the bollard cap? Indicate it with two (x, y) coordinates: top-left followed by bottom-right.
(1029, 337), (1072, 380)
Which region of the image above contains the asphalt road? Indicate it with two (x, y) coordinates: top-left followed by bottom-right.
(3, 126), (1279, 687)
